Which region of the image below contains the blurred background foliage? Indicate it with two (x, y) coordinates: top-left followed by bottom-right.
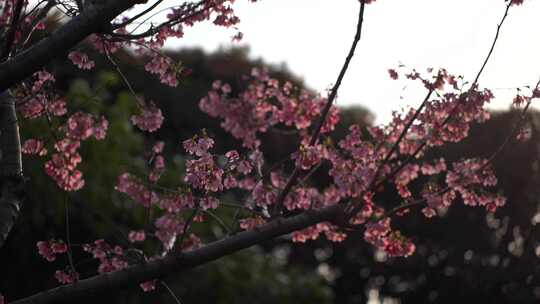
(1, 44), (540, 304)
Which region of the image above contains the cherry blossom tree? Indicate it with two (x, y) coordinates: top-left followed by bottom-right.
(0, 0), (536, 303)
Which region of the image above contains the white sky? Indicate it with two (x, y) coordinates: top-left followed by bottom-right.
(157, 0), (540, 123)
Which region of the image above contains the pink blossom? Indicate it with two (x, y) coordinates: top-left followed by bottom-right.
(21, 139), (47, 156)
(420, 158), (447, 175)
(199, 196), (220, 210)
(184, 155), (223, 192)
(152, 141), (165, 154)
(18, 98), (44, 119)
(115, 173), (158, 207)
(131, 105), (164, 132)
(183, 136), (214, 156)
(64, 112), (108, 140)
(48, 98), (67, 116)
(140, 280), (157, 292)
(239, 217), (266, 230)
(32, 71), (55, 92)
(65, 112), (95, 140)
(55, 270), (79, 285)
(37, 240), (67, 262)
(144, 55), (178, 87)
(82, 239), (129, 273)
(155, 215), (185, 249)
(68, 51), (95, 70)
(292, 145), (323, 170)
(44, 139), (85, 191)
(128, 230), (146, 243)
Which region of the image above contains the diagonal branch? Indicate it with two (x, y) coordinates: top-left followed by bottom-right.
(273, 0), (367, 213)
(11, 205), (344, 304)
(0, 0), (147, 91)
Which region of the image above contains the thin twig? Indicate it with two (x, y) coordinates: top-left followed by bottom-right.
(111, 0), (165, 30)
(273, 0), (367, 214)
(160, 280), (183, 304)
(370, 2), (513, 193)
(64, 195), (77, 276)
(204, 210), (232, 234)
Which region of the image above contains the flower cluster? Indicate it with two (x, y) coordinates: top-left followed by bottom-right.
(82, 240), (129, 274)
(115, 173), (158, 207)
(18, 95), (67, 119)
(21, 139), (47, 156)
(364, 219), (415, 257)
(445, 159), (506, 212)
(200, 68), (340, 149)
(64, 112), (108, 140)
(68, 51), (95, 70)
(44, 139), (85, 191)
(292, 222), (346, 243)
(183, 135), (224, 193)
(36, 240), (68, 262)
(55, 269), (79, 285)
(131, 104), (164, 132)
(144, 55), (179, 87)
(149, 141), (165, 182)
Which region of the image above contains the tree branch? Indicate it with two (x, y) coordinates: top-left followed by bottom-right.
(11, 205), (344, 304)
(0, 91), (24, 248)
(1, 0), (25, 61)
(273, 0), (367, 213)
(0, 0), (146, 91)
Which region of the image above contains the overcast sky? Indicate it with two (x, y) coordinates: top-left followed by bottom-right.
(158, 0), (540, 123)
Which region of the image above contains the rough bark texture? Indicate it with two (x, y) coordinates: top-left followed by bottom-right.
(12, 205), (343, 304)
(0, 91), (24, 248)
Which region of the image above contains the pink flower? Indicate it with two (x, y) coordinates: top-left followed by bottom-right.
(131, 105), (164, 132)
(183, 136), (214, 156)
(68, 51), (95, 70)
(48, 98), (67, 116)
(185, 155), (224, 192)
(37, 240), (67, 262)
(55, 270), (79, 284)
(140, 280), (157, 292)
(199, 196), (220, 210)
(64, 112), (108, 140)
(115, 173), (158, 207)
(44, 139), (85, 191)
(65, 112), (95, 140)
(128, 230), (146, 243)
(32, 71), (55, 92)
(239, 217), (266, 230)
(152, 141), (165, 154)
(292, 145), (323, 170)
(144, 55), (178, 87)
(22, 139), (47, 156)
(51, 242), (68, 254)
